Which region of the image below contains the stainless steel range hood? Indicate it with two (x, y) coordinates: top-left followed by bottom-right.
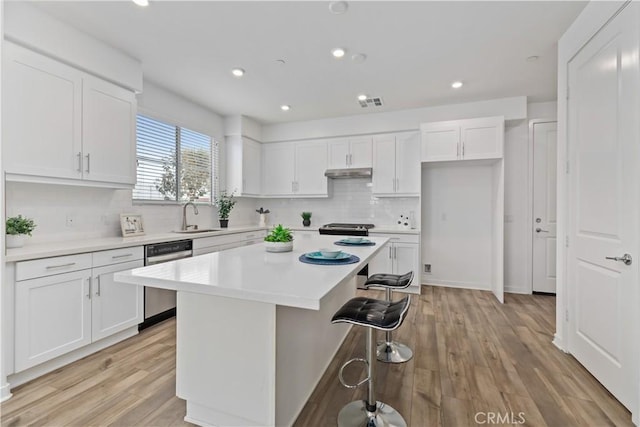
(324, 167), (372, 179)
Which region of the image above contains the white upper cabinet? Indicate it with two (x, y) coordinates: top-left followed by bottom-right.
(82, 75), (137, 185)
(3, 42), (137, 188)
(372, 132), (420, 196)
(295, 140), (328, 196)
(421, 116), (504, 162)
(262, 140), (328, 197)
(226, 136), (262, 196)
(328, 137), (372, 169)
(262, 142), (295, 196)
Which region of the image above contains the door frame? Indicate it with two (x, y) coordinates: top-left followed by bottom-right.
(526, 119), (557, 295)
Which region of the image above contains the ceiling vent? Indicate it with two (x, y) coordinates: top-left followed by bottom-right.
(358, 97), (384, 108)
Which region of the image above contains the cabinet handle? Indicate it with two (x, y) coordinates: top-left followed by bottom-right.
(395, 178), (399, 192)
(457, 144), (460, 158)
(46, 262), (76, 270)
(394, 246), (397, 259)
(77, 152), (82, 172)
(95, 275), (101, 296)
(87, 277), (92, 299)
(345, 154), (349, 166)
(389, 246), (392, 259)
(292, 181), (295, 192)
(349, 154), (352, 166)
(112, 253), (133, 259)
(85, 153), (91, 173)
(462, 142), (465, 157)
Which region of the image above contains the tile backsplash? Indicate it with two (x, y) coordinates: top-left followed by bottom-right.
(5, 179), (418, 245)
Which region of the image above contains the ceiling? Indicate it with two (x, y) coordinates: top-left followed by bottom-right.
(32, 1), (586, 124)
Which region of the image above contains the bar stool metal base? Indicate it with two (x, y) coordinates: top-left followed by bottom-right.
(377, 341), (413, 363)
(337, 400), (407, 427)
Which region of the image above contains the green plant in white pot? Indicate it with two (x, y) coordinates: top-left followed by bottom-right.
(264, 224), (293, 253)
(215, 191), (236, 228)
(6, 215), (36, 249)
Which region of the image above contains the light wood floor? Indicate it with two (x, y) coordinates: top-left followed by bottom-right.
(1, 286), (632, 427)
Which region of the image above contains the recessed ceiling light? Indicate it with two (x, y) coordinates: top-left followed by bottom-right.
(281, 105), (291, 111)
(328, 1), (349, 14)
(357, 94), (368, 101)
(451, 81), (463, 89)
(351, 53), (367, 64)
(231, 68), (245, 77)
(527, 55), (539, 62)
(331, 48), (346, 59)
(132, 0), (149, 6)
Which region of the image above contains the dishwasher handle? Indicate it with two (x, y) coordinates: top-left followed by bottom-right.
(146, 250), (193, 265)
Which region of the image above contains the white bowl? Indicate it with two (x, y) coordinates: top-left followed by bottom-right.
(319, 248), (342, 258)
(343, 237), (363, 243)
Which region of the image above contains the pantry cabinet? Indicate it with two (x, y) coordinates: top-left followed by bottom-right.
(328, 136), (372, 169)
(14, 248), (143, 372)
(372, 132), (420, 196)
(3, 42), (137, 187)
(421, 116), (504, 162)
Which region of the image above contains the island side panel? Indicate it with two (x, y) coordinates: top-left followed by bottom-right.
(176, 291), (276, 426)
(275, 276), (356, 426)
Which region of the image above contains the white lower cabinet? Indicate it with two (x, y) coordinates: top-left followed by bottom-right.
(193, 231), (266, 256)
(368, 233), (420, 293)
(14, 248), (143, 372)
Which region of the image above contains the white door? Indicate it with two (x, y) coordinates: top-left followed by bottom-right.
(420, 122), (460, 162)
(372, 135), (396, 194)
(532, 121), (557, 293)
(327, 139), (350, 169)
(349, 137), (373, 168)
(262, 143), (295, 195)
(92, 260), (144, 341)
(567, 4), (639, 411)
(82, 75), (137, 185)
(395, 132), (421, 195)
(295, 140), (327, 195)
(15, 270), (92, 371)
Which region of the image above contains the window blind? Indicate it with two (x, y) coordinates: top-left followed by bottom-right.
(133, 114), (216, 203)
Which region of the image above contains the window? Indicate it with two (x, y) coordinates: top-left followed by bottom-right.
(133, 114), (218, 203)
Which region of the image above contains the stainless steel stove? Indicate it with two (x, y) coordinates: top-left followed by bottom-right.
(318, 223), (375, 236)
(318, 223), (375, 288)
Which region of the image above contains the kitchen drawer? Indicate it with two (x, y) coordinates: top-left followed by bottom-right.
(16, 253), (92, 282)
(92, 246), (144, 267)
(368, 232), (420, 244)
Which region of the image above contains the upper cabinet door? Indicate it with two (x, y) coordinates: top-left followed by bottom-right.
(3, 42), (82, 179)
(262, 142), (295, 196)
(421, 122), (460, 162)
(327, 139), (350, 168)
(295, 140), (328, 196)
(372, 135), (396, 194)
(395, 132), (421, 195)
(349, 137), (373, 168)
(82, 76), (137, 185)
(460, 117), (504, 160)
(242, 139), (262, 196)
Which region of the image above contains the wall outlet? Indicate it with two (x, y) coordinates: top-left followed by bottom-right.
(66, 214), (76, 227)
(424, 263), (431, 273)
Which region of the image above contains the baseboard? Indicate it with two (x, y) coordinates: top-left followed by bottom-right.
(505, 287), (531, 295)
(552, 333), (567, 352)
(0, 383), (12, 402)
(421, 280), (491, 292)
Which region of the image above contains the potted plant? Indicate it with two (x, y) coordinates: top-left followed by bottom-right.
(215, 191), (236, 228)
(256, 207), (270, 228)
(264, 224), (294, 252)
(301, 212), (312, 227)
(6, 215), (36, 248)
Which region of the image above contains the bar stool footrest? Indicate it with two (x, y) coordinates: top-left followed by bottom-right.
(338, 357), (369, 389)
(337, 400), (407, 427)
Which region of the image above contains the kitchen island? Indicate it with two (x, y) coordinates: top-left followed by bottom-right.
(114, 233), (388, 426)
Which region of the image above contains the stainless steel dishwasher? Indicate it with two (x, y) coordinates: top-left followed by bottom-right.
(140, 239), (193, 330)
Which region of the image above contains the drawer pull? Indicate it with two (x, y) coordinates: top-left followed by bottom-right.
(111, 253), (134, 259)
(46, 262), (76, 270)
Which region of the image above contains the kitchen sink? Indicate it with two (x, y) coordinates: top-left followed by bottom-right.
(172, 228), (222, 234)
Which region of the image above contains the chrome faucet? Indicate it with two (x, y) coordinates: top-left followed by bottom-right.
(182, 202), (199, 231)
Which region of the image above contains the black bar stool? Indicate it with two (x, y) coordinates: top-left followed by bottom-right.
(364, 271), (414, 363)
(331, 295), (411, 427)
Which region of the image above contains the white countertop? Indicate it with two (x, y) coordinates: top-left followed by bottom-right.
(5, 226), (266, 262)
(115, 234), (388, 310)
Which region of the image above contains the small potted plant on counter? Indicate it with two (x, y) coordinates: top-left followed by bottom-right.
(6, 215), (36, 248)
(301, 211), (312, 227)
(264, 224), (293, 253)
(256, 207), (270, 228)
(215, 191), (236, 228)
